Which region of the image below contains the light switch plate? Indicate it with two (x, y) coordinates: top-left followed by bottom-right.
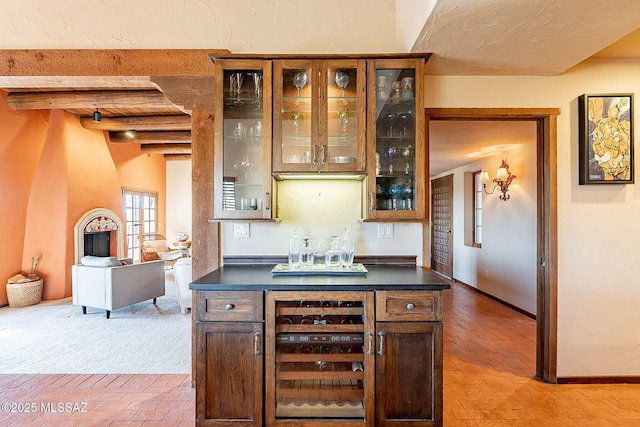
(377, 223), (393, 239)
(233, 223), (250, 238)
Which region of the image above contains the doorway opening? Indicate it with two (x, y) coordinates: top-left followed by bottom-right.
(425, 108), (559, 383)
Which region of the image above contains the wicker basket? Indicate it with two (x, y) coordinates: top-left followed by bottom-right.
(6, 279), (43, 308)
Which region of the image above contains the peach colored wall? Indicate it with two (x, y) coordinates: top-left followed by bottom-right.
(109, 144), (167, 241)
(22, 110), (124, 300)
(1, 96), (167, 304)
(0, 93), (49, 306)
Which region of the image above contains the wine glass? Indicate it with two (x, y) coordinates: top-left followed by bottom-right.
(398, 112), (413, 137)
(291, 110), (304, 134)
(293, 70), (307, 104)
(234, 72), (244, 103)
(337, 107), (349, 132)
(252, 72), (262, 104)
(234, 158), (252, 183)
(400, 146), (414, 175)
(385, 112), (398, 137)
(335, 70), (349, 101)
(384, 146), (399, 174)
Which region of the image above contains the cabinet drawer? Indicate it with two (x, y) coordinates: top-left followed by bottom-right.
(376, 290), (442, 322)
(196, 291), (263, 322)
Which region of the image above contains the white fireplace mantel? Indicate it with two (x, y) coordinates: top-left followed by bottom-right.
(74, 208), (125, 264)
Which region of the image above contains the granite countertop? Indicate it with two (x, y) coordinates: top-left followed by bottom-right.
(189, 264), (450, 291)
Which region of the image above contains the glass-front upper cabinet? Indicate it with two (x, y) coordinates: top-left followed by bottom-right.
(213, 60), (273, 219)
(273, 60), (366, 173)
(366, 58), (426, 221)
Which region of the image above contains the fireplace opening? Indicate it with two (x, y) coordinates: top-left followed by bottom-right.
(84, 231), (111, 257)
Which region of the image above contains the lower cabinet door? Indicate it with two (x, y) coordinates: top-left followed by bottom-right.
(196, 321), (263, 426)
(375, 322), (443, 427)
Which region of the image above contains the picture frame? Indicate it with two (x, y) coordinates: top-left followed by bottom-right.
(578, 93), (634, 184)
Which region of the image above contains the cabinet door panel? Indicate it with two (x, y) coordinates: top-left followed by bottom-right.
(366, 58), (426, 221)
(196, 321), (263, 426)
(375, 322), (442, 427)
(213, 60), (273, 220)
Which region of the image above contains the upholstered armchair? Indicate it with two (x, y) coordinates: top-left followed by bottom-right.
(72, 256), (165, 319)
(173, 257), (192, 314)
(137, 233), (183, 268)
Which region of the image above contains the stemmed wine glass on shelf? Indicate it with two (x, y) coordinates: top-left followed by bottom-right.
(292, 70), (307, 105)
(400, 146), (414, 175)
(335, 70), (349, 102)
(384, 146), (399, 174)
(230, 72), (244, 104)
(335, 70), (350, 133)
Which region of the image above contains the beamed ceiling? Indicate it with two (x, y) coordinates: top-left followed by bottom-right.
(0, 50), (223, 160)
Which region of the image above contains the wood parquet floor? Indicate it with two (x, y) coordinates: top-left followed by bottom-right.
(1, 280), (639, 426)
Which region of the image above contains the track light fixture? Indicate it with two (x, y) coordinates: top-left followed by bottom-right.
(93, 108), (102, 123)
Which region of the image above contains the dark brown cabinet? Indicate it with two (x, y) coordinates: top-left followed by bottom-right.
(375, 322), (442, 426)
(195, 291), (264, 426)
(194, 287), (443, 426)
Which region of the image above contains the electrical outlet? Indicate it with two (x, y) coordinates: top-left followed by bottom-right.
(484, 270), (489, 279)
(233, 223), (250, 238)
(377, 223), (393, 239)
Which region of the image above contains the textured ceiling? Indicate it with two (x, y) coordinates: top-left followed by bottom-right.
(412, 0), (640, 76)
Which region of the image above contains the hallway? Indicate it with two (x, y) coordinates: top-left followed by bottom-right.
(1, 281), (639, 426)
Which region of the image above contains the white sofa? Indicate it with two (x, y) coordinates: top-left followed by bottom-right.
(173, 257), (192, 314)
(72, 256), (165, 319)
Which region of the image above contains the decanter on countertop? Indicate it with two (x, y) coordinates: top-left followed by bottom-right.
(313, 241), (326, 269)
(288, 227), (302, 269)
(299, 237), (314, 269)
(325, 235), (342, 269)
(341, 226), (355, 269)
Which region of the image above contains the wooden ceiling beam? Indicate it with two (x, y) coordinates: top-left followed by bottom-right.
(0, 49), (224, 77)
(163, 154), (192, 161)
(140, 144), (192, 154)
(6, 90), (175, 110)
(81, 115), (191, 131)
(0, 76), (157, 90)
(109, 130), (191, 144)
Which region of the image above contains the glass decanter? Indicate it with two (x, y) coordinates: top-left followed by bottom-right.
(313, 241), (326, 269)
(298, 237), (314, 269)
(288, 228), (301, 269)
(340, 226), (355, 269)
(325, 235), (342, 269)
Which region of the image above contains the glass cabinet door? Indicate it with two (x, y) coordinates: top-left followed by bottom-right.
(273, 60), (317, 173)
(366, 58), (426, 220)
(214, 60), (273, 219)
(323, 60), (366, 172)
(273, 60), (366, 173)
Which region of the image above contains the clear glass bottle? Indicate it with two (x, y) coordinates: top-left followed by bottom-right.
(299, 237), (314, 269)
(341, 226), (355, 269)
(325, 234), (342, 269)
(288, 227), (301, 269)
(313, 241), (326, 269)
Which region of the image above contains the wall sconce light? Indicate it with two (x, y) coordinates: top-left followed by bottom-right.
(93, 108), (102, 123)
(480, 159), (516, 201)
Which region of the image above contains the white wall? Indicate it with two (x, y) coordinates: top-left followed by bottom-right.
(166, 160), (192, 245)
(432, 132), (538, 315)
(4, 0), (640, 378)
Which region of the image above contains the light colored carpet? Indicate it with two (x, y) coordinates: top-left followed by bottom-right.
(0, 271), (191, 374)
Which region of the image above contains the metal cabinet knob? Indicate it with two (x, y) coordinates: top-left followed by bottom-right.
(406, 303), (415, 310)
(225, 304), (234, 310)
